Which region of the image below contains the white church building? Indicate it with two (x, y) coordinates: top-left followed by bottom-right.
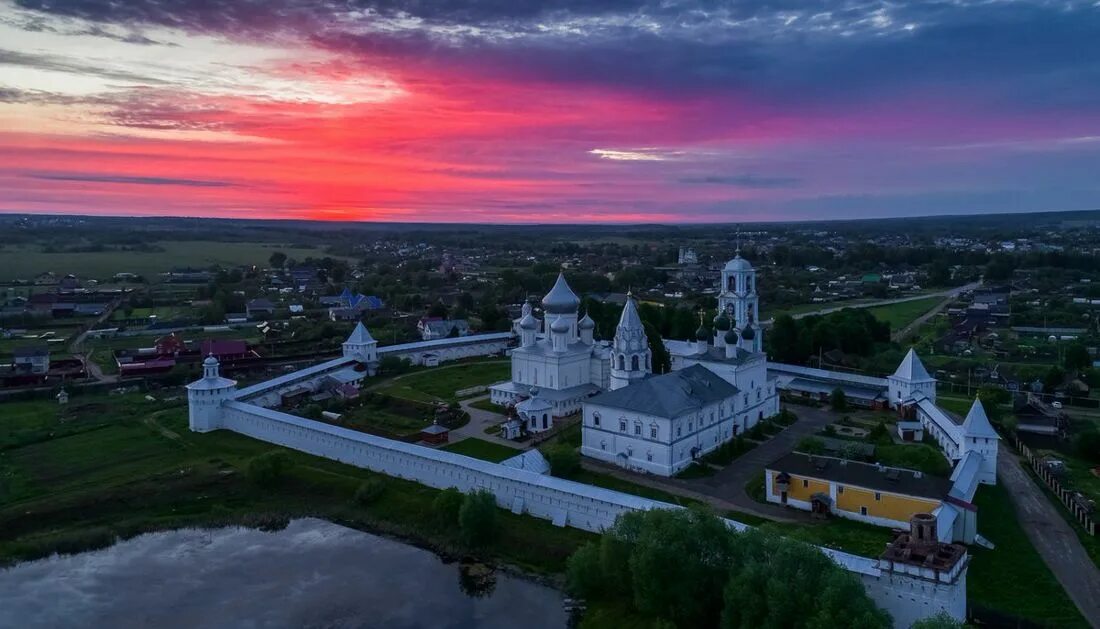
(580, 248), (779, 476)
(488, 273), (613, 419)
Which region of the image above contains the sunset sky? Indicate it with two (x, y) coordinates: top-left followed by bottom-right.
(1, 0), (1098, 223)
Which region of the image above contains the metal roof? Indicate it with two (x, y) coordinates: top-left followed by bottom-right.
(587, 364), (739, 419)
(892, 348), (934, 382)
(767, 451), (953, 501)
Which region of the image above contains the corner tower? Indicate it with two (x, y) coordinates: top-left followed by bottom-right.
(610, 293), (651, 390)
(186, 355), (237, 433)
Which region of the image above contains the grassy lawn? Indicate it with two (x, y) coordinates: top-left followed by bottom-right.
(440, 437), (522, 463)
(865, 296), (943, 332)
(340, 407), (432, 437)
(569, 469), (704, 508)
(0, 394), (592, 576)
(374, 361), (509, 403)
(968, 483), (1089, 627)
(0, 242), (345, 282)
(761, 518), (892, 559)
(469, 397), (504, 414)
(875, 442), (954, 477)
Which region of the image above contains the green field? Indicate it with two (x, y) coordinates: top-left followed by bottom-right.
(440, 437), (521, 462)
(967, 483), (1088, 626)
(866, 296), (943, 332)
(0, 242), (343, 282)
(375, 361), (510, 403)
(0, 394), (592, 575)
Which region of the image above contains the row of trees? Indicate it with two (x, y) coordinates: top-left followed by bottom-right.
(566, 508), (913, 629)
(767, 310), (891, 365)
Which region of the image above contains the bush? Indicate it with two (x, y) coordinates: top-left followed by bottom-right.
(353, 477), (386, 505)
(797, 437), (826, 455)
(867, 421), (891, 445)
(432, 487), (465, 530)
(545, 444), (581, 478)
(459, 489), (498, 547)
(566, 541), (603, 597)
(1074, 429), (1100, 463)
(747, 422), (766, 440)
(829, 388), (848, 412)
(246, 451), (294, 487)
(773, 409), (798, 426)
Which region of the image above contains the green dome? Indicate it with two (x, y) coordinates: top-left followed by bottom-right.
(695, 326), (709, 341)
(724, 328), (739, 344)
(740, 324), (756, 341)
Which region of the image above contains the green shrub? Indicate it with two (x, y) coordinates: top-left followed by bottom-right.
(432, 487), (465, 529)
(353, 477), (386, 505)
(246, 451), (294, 487)
(867, 422), (891, 445)
(797, 437), (826, 455)
(829, 388), (848, 412)
(544, 444), (581, 478)
(1074, 429), (1100, 463)
(459, 489), (498, 547)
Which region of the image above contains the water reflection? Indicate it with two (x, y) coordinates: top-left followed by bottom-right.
(0, 518), (566, 629)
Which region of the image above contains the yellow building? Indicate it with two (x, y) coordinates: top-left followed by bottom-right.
(765, 452), (951, 530)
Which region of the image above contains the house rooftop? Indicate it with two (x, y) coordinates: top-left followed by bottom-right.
(767, 452), (953, 501)
(587, 364), (739, 419)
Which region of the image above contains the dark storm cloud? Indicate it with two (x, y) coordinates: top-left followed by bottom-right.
(26, 172), (238, 187)
(12, 1), (1100, 111)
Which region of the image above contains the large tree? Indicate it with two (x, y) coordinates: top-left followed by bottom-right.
(567, 509), (891, 629)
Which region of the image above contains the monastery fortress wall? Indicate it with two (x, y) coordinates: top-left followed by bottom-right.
(213, 395), (965, 628)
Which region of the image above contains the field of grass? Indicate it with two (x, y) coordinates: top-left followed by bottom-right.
(440, 437), (521, 463)
(375, 361), (510, 403)
(468, 397), (504, 414)
(0, 393), (593, 576)
(0, 242), (341, 282)
(866, 296), (943, 332)
(967, 483), (1088, 627)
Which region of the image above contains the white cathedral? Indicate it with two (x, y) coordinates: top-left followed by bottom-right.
(489, 249), (780, 476)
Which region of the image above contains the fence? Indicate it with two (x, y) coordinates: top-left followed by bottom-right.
(1013, 435), (1097, 535)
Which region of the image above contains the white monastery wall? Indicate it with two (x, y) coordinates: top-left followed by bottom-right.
(213, 398), (964, 628)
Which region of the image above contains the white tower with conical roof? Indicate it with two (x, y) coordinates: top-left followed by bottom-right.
(610, 293), (651, 390)
(186, 355), (237, 432)
(888, 348), (937, 408)
(961, 398), (1000, 484)
(343, 322), (379, 374)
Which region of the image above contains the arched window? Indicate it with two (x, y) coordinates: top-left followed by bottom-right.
(617, 355), (625, 370)
(592, 412), (601, 427)
(631, 355), (639, 371)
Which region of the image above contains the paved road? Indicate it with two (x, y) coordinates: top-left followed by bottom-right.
(762, 281), (982, 327)
(997, 443), (1100, 628)
(669, 405), (836, 518)
(68, 295), (125, 383)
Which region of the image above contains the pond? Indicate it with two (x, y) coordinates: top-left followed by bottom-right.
(0, 518), (568, 629)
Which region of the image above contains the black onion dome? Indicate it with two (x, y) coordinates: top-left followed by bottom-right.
(714, 313), (731, 331)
